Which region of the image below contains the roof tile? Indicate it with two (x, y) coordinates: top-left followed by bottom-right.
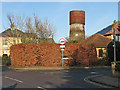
(81, 33), (112, 47)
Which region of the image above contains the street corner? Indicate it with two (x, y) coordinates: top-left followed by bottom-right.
(84, 74), (119, 88)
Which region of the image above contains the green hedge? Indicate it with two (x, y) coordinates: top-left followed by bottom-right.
(115, 61), (120, 71)
(2, 55), (11, 66)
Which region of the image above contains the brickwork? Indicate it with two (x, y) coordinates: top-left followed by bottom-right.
(69, 10), (85, 43)
(70, 11), (85, 25)
(10, 44), (97, 67)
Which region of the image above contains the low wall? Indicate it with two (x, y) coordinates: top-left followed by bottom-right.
(10, 43), (97, 67)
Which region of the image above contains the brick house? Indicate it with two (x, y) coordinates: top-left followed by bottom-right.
(82, 20), (120, 58)
(0, 27), (25, 57)
(0, 24), (54, 57)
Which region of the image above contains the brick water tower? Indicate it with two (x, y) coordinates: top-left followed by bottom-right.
(69, 10), (85, 43)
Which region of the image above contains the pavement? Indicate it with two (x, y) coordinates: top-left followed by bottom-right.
(84, 74), (120, 88)
(8, 66), (111, 70)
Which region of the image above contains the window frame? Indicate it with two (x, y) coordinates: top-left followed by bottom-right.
(2, 38), (8, 47)
(99, 49), (103, 57)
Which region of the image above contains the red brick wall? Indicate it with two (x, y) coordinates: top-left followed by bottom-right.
(10, 43), (97, 67)
(70, 11), (85, 25)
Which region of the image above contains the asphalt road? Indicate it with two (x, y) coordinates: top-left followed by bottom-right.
(2, 66), (112, 89)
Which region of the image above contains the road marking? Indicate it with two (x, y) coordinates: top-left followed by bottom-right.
(84, 67), (89, 69)
(90, 72), (97, 74)
(4, 76), (23, 83)
(84, 75), (112, 88)
(63, 76), (71, 78)
(37, 86), (46, 90)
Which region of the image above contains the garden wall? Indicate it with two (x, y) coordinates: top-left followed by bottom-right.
(10, 43), (97, 67)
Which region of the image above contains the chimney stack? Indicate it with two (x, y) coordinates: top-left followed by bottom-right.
(11, 22), (15, 30)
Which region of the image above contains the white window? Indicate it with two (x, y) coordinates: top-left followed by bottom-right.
(13, 39), (16, 44)
(3, 38), (8, 47)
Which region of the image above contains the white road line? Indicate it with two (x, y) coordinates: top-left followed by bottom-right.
(4, 76), (23, 83)
(37, 86), (46, 90)
(90, 72), (97, 74)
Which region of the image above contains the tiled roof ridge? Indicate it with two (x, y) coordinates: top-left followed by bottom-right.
(85, 33), (112, 42)
(82, 33), (112, 48)
(85, 33), (98, 40)
(97, 33), (112, 40)
(2, 28), (24, 33)
(2, 28), (36, 34)
(106, 21), (120, 34)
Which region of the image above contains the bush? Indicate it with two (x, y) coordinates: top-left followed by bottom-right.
(95, 59), (107, 66)
(2, 55), (11, 66)
(115, 61), (120, 71)
(21, 35), (36, 44)
(10, 44), (97, 67)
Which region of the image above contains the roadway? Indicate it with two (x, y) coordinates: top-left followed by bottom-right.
(2, 66), (112, 89)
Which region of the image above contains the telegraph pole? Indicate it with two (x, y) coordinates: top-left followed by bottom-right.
(113, 28), (116, 62)
(62, 49), (64, 67)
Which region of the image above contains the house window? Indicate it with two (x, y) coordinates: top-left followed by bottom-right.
(13, 39), (16, 44)
(3, 50), (8, 55)
(99, 49), (103, 57)
(3, 38), (8, 46)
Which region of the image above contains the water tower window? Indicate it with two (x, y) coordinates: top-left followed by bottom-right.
(75, 34), (78, 36)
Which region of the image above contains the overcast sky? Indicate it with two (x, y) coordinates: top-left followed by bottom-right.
(0, 1), (119, 43)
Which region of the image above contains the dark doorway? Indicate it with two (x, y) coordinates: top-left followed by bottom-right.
(107, 41), (120, 62)
(3, 54), (8, 57)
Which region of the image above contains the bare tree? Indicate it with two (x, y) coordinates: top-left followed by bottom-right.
(5, 14), (22, 45)
(7, 14), (14, 25)
(7, 13), (26, 31)
(15, 15), (26, 31)
(65, 37), (69, 43)
(5, 13), (55, 44)
(25, 17), (34, 33)
(36, 18), (55, 38)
